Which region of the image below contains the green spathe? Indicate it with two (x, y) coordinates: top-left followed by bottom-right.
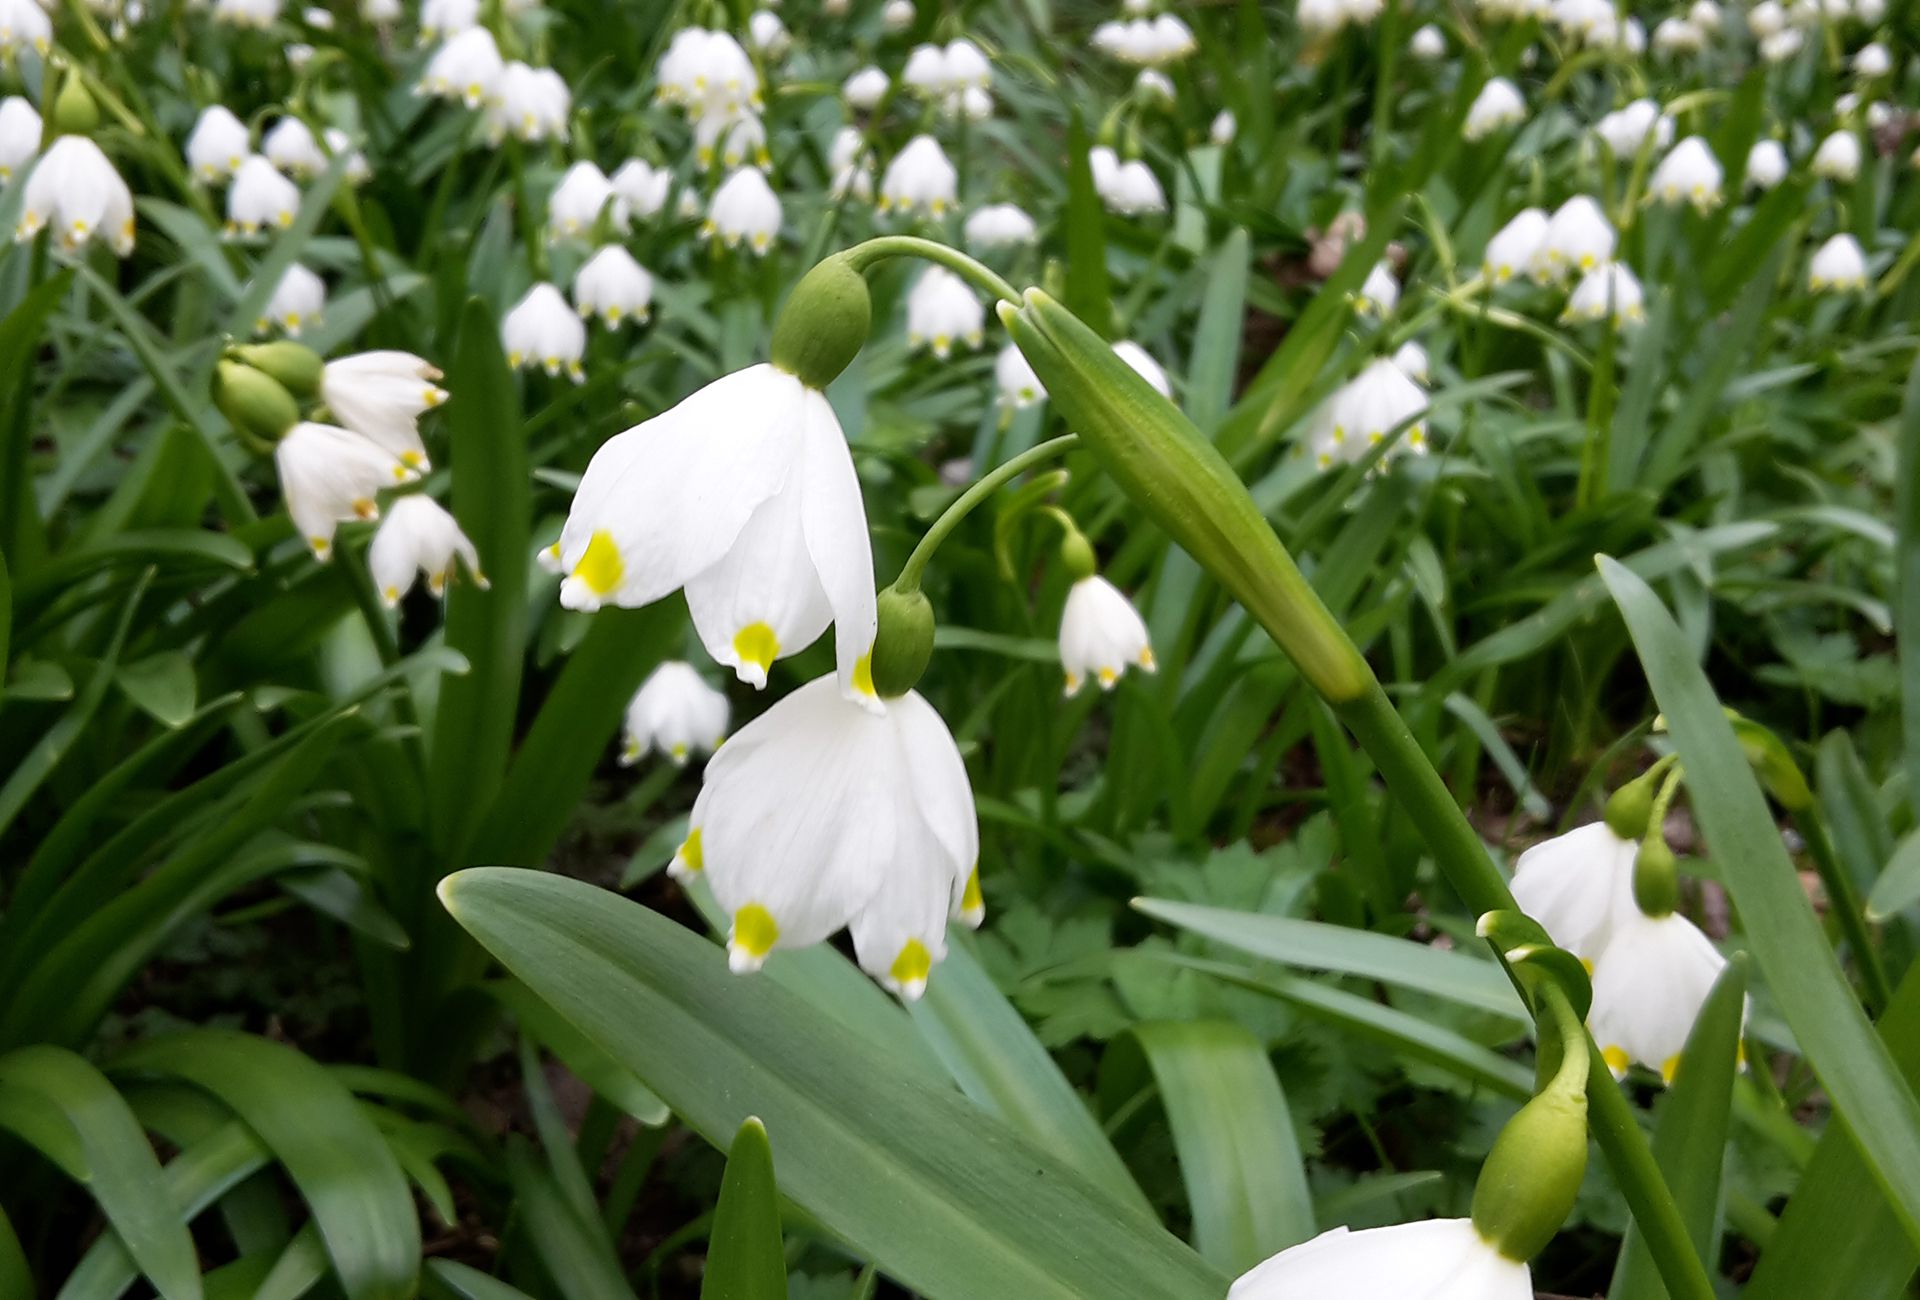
(1471, 1087), (1590, 1262)
(51, 72), (100, 137)
(1633, 836), (1681, 918)
(1000, 290), (1370, 703)
(1059, 526), (1096, 581)
(770, 255), (872, 390)
(214, 360), (300, 442)
(870, 585), (935, 699)
(232, 340), (325, 398)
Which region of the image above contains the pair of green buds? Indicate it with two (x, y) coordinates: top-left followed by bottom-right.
(214, 341), (327, 445)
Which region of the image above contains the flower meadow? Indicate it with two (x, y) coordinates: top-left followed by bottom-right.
(0, 0), (1914, 1294)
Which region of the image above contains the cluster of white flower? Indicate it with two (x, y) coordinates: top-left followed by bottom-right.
(1297, 0), (1385, 36)
(902, 39), (995, 119)
(1089, 145), (1167, 215)
(1089, 14), (1198, 64)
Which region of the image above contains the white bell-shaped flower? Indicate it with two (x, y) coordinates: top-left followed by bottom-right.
(1807, 232), (1868, 292)
(275, 421), (414, 560)
(554, 364), (878, 700)
(1593, 99), (1672, 156)
(964, 202), (1038, 249)
(547, 160), (627, 241)
(1464, 77), (1527, 140)
(1688, 0), (1722, 27)
(1113, 340), (1173, 398)
(881, 0), (915, 30)
(1535, 195), (1615, 281)
(828, 127), (873, 201)
(18, 136), (137, 257)
(1811, 130), (1861, 181)
(877, 134), (958, 218)
(573, 245), (655, 328)
(1648, 136), (1723, 210)
(1749, 0), (1788, 32)
(0, 0), (52, 56)
(1230, 1220), (1531, 1300)
(612, 158), (672, 219)
(1392, 340), (1430, 384)
(213, 0), (279, 27)
(622, 661), (730, 766)
(1296, 0), (1346, 34)
(1146, 13), (1198, 60)
(489, 62), (571, 143)
(1746, 139), (1789, 189)
(321, 351), (448, 472)
(0, 95), (34, 182)
(748, 9), (789, 57)
(1853, 41), (1890, 76)
(502, 282), (587, 381)
(1211, 109), (1239, 144)
(1509, 821), (1639, 963)
(1410, 23), (1448, 56)
(1652, 17), (1705, 51)
(694, 109), (768, 171)
(225, 154), (300, 238)
(257, 262), (325, 336)
(364, 0), (402, 20)
(905, 266), (984, 359)
(419, 27), (506, 109)
(369, 494), (485, 604)
(843, 66), (890, 109)
(186, 105), (249, 184)
(419, 0), (476, 38)
(263, 117), (327, 179)
(703, 166), (782, 253)
(1483, 206), (1548, 284)
(995, 343), (1046, 409)
(323, 128), (372, 185)
(1314, 357), (1428, 467)
(1588, 908), (1731, 1082)
(673, 674), (979, 997)
(655, 28), (760, 120)
(1758, 27), (1803, 61)
(1353, 260), (1400, 317)
(1059, 575), (1154, 696)
(1134, 69), (1175, 104)
(1096, 155), (1167, 215)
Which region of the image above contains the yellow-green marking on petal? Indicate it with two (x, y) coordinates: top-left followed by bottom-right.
(733, 904), (779, 959)
(733, 622), (780, 676)
(573, 529), (624, 597)
(889, 938), (932, 993)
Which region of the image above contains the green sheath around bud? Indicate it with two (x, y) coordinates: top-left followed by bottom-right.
(52, 71), (101, 137)
(1059, 526), (1096, 580)
(770, 255), (871, 390)
(232, 341), (325, 398)
(1603, 769), (1659, 840)
(869, 585), (935, 698)
(1633, 836), (1680, 917)
(215, 360), (300, 442)
(1471, 1088), (1589, 1263)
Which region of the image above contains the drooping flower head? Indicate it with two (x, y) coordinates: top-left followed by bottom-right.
(502, 283), (588, 381)
(1059, 576), (1155, 696)
(1230, 1220), (1532, 1300)
(622, 661), (730, 767)
(18, 136), (137, 258)
(369, 494), (486, 604)
(321, 350), (448, 471)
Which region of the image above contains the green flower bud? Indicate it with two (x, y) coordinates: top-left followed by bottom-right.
(1471, 1087), (1589, 1263)
(1633, 835), (1680, 918)
(869, 585), (935, 698)
(215, 360), (300, 443)
(231, 341), (325, 398)
(1001, 290), (1371, 702)
(52, 71), (101, 137)
(1603, 769), (1660, 840)
(1059, 526), (1096, 580)
(770, 255), (871, 390)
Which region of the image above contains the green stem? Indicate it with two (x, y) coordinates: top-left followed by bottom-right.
(840, 234), (1019, 304)
(893, 435), (1079, 593)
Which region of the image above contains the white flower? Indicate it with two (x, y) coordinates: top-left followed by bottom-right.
(995, 343), (1046, 409)
(612, 158), (672, 218)
(502, 283), (587, 381)
(965, 202), (1038, 249)
(623, 662), (730, 766)
(18, 136), (137, 257)
(1092, 149), (1167, 215)
(1508, 821), (1638, 964)
(555, 364), (878, 701)
(275, 421), (413, 560)
(489, 62), (571, 143)
(1147, 13), (1199, 58)
(1464, 77), (1527, 140)
(877, 134), (957, 218)
(905, 266), (984, 359)
(186, 105), (249, 184)
(369, 495), (484, 604)
(1483, 206), (1548, 284)
(1759, 27), (1804, 61)
(1652, 17), (1705, 51)
(1535, 195), (1615, 281)
(263, 117), (328, 180)
(1589, 909), (1731, 1082)
(1097, 13), (1197, 58)
(1688, 0), (1722, 27)
(944, 38), (993, 89)
(257, 262), (325, 336)
(1811, 130), (1861, 181)
(703, 167), (782, 253)
(419, 28), (506, 109)
(656, 28), (760, 119)
(843, 66), (890, 109)
(1410, 23), (1447, 56)
(0, 96), (39, 182)
(363, 0), (402, 22)
(828, 127), (873, 201)
(1391, 340), (1430, 384)
(748, 9), (789, 57)
(223, 155), (300, 239)
(319, 129), (371, 185)
(1059, 576), (1154, 695)
(1314, 357), (1428, 467)
(693, 109), (768, 170)
(1648, 136), (1723, 210)
(1748, 0), (1788, 32)
(322, 351), (448, 472)
(1230, 1220), (1530, 1300)
(547, 160), (627, 241)
(0, 0), (52, 56)
(1353, 260), (1399, 317)
(1746, 139), (1789, 188)
(1134, 69), (1175, 104)
(213, 0), (279, 27)
(1855, 0), (1883, 16)
(1211, 109), (1238, 144)
(674, 674), (978, 996)
(1807, 232), (1868, 291)
(1296, 0), (1346, 33)
(1113, 340), (1172, 398)
(573, 245), (655, 328)
(1594, 99), (1673, 156)
(1563, 262), (1646, 328)
(419, 0), (476, 38)
(881, 0), (914, 30)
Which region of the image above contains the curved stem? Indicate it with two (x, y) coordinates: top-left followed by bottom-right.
(893, 435), (1078, 593)
(840, 235), (1020, 304)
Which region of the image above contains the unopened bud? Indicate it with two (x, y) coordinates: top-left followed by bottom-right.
(771, 255), (871, 390)
(1603, 769), (1659, 840)
(869, 584), (935, 698)
(52, 71), (100, 137)
(1471, 1087), (1589, 1263)
(1059, 526), (1096, 580)
(231, 341), (325, 398)
(1633, 836), (1680, 918)
(215, 360), (300, 442)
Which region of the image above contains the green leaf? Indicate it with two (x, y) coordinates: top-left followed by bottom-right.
(253, 1223), (330, 1300)
(110, 1030), (420, 1300)
(703, 1118), (788, 1300)
(488, 979), (669, 1126)
(0, 269), (75, 567)
(0, 1206), (29, 1300)
(427, 1261), (542, 1300)
(1868, 830), (1920, 922)
(1186, 229), (1249, 433)
(115, 650), (200, 729)
(1599, 557), (1920, 1250)
(1125, 1022), (1314, 1273)
(440, 868), (1230, 1300)
(504, 1140), (637, 1300)
(1894, 350), (1920, 838)
(1063, 110), (1111, 337)
(0, 1046), (202, 1300)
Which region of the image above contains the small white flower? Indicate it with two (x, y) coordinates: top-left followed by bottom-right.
(1230, 1220), (1531, 1300)
(843, 66), (890, 109)
(623, 662), (730, 766)
(19, 136), (137, 257)
(547, 160), (627, 241)
(1391, 340), (1430, 384)
(1508, 821), (1638, 964)
(1091, 148), (1166, 215)
(322, 351), (448, 472)
(1652, 16), (1705, 51)
(186, 105), (249, 184)
(257, 262), (325, 336)
(655, 28), (760, 119)
(694, 109), (768, 171)
(676, 674), (979, 996)
(703, 166), (782, 253)
(263, 117), (328, 180)
(1807, 232), (1868, 291)
(943, 38), (993, 89)
(1410, 23), (1447, 56)
(611, 158), (672, 219)
(1134, 68), (1175, 104)
(1314, 357), (1428, 468)
(1688, 0), (1722, 28)
(995, 343), (1046, 409)
(828, 127), (873, 201)
(881, 0), (915, 30)
(877, 134), (958, 218)
(573, 245), (655, 328)
(1854, 0), (1883, 17)
(556, 364), (877, 701)
(322, 128), (371, 186)
(0, 0), (52, 56)
(1113, 340), (1172, 398)
(1353, 260), (1399, 318)
(1589, 909), (1732, 1082)
(1648, 136), (1723, 210)
(369, 494), (485, 604)
(1059, 576), (1154, 696)
(1563, 262), (1646, 328)
(1811, 130), (1861, 181)
(1483, 206), (1549, 284)
(1758, 27), (1804, 61)
(1594, 99), (1673, 156)
(213, 0), (280, 27)
(503, 283), (587, 381)
(489, 62), (571, 143)
(363, 0), (402, 22)
(1210, 109), (1238, 144)
(1535, 195), (1615, 281)
(748, 9), (789, 57)
(906, 266), (984, 359)
(1746, 139), (1789, 188)
(1296, 0), (1346, 32)
(419, 27), (506, 109)
(419, 0), (477, 39)
(1464, 77), (1527, 140)
(965, 202), (1038, 249)
(0, 96), (40, 182)
(274, 421), (414, 560)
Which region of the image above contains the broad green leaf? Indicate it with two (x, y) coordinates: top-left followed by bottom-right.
(441, 868), (1231, 1300)
(1899, 350), (1920, 814)
(1600, 557), (1920, 1250)
(115, 650), (200, 729)
(703, 1119), (787, 1300)
(1186, 229), (1249, 433)
(110, 1030), (420, 1300)
(427, 1261), (542, 1300)
(1063, 109), (1111, 337)
(253, 1223), (329, 1300)
(281, 867), (412, 950)
(489, 979), (669, 1126)
(1868, 831), (1920, 922)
